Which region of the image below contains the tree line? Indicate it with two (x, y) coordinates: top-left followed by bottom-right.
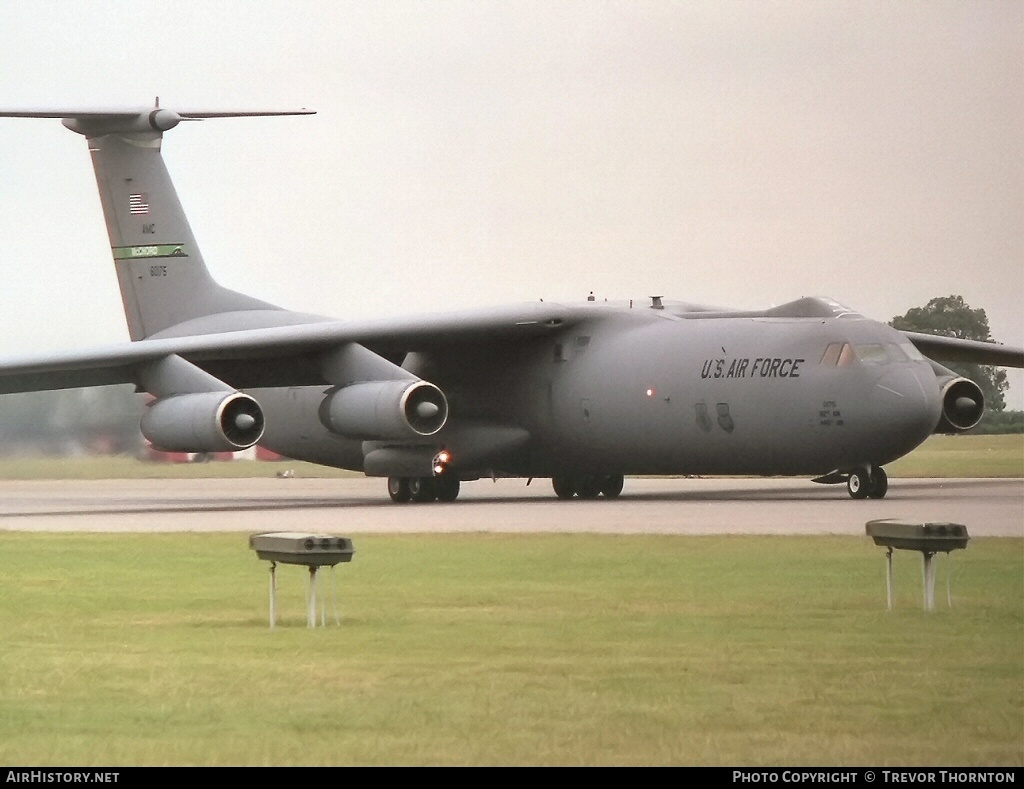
(889, 295), (1020, 433)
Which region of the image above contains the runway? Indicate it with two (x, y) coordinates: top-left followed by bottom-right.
(0, 476), (1020, 536)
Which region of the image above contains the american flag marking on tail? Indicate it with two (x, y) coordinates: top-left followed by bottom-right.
(128, 193), (149, 215)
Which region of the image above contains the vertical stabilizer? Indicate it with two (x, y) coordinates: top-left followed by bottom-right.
(0, 106), (315, 340)
(89, 128), (276, 339)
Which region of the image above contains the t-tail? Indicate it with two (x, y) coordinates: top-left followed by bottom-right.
(0, 103), (315, 340)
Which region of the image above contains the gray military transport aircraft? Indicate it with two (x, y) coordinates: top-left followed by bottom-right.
(0, 105), (1021, 502)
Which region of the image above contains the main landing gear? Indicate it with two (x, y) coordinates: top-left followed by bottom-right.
(387, 475), (461, 503)
(846, 465), (888, 500)
(551, 474), (624, 500)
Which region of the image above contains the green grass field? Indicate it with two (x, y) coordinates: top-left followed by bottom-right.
(0, 533), (1020, 766)
(886, 434), (1024, 478)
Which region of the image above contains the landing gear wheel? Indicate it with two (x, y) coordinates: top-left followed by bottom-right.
(867, 466), (888, 499)
(387, 477), (411, 503)
(576, 476), (602, 499)
(600, 475), (624, 498)
(435, 475), (461, 502)
(847, 469), (870, 499)
(552, 476), (576, 500)
(409, 477), (437, 503)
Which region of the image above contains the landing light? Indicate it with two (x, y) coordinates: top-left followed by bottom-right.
(432, 449), (452, 477)
(646, 388), (655, 397)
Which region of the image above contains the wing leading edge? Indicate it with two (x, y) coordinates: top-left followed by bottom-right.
(0, 302), (592, 394)
(901, 331), (1024, 368)
(1, 309), (1021, 395)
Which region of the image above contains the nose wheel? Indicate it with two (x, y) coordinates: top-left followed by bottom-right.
(847, 466), (888, 499)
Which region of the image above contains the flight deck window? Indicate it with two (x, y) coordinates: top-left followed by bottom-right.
(899, 341), (925, 361)
(854, 344), (889, 365)
(821, 343), (843, 366)
(887, 343), (909, 362)
(820, 342), (855, 366)
(821, 342), (883, 366)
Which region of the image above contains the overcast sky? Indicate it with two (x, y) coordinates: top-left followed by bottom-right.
(0, 1), (1021, 405)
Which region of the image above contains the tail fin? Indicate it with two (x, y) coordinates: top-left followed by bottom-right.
(0, 105), (314, 340)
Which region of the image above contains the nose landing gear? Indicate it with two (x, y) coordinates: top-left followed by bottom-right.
(847, 466), (888, 499)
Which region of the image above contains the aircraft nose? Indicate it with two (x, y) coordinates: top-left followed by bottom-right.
(868, 365), (941, 453)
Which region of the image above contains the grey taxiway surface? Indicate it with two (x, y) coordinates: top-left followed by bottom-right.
(0, 477), (1020, 536)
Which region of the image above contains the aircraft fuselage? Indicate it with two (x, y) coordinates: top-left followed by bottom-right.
(254, 310), (941, 480)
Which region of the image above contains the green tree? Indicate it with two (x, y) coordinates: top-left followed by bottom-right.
(890, 295), (1008, 411)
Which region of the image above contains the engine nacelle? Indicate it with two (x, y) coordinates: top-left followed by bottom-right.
(141, 392), (265, 452)
(319, 380), (448, 440)
(935, 377), (985, 433)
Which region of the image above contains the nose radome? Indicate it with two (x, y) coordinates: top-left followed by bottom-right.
(869, 366), (941, 449)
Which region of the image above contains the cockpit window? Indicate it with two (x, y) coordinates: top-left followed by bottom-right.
(821, 342), (910, 367)
(898, 340), (925, 361)
(855, 344), (889, 365)
(820, 343), (845, 366)
(821, 342), (858, 366)
(887, 343), (910, 362)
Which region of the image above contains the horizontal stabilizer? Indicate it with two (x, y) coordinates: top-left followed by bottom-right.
(0, 103), (317, 339)
(0, 105), (315, 135)
(0, 107), (315, 119)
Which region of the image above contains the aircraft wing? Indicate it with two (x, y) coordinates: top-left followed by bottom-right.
(900, 331), (1024, 368)
(3, 302), (1020, 395)
(0, 302), (593, 394)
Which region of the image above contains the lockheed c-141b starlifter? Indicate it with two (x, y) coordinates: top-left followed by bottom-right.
(0, 105), (1020, 502)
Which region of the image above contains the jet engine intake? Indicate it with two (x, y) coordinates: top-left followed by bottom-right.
(935, 377), (985, 433)
(319, 380), (448, 440)
(141, 392), (265, 452)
